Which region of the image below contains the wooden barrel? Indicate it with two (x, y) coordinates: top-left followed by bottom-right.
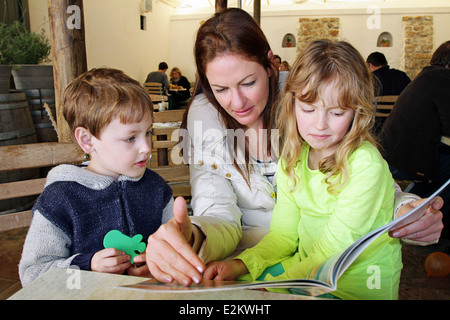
(22, 88), (58, 142)
(0, 65), (12, 94)
(0, 92), (39, 214)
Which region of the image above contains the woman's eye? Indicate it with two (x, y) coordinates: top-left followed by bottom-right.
(214, 87), (227, 94)
(242, 80), (255, 87)
(146, 130), (152, 137)
(125, 136), (136, 143)
(302, 108), (314, 113)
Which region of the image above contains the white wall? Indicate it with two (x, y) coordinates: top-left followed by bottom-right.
(170, 5), (450, 81)
(29, 0), (176, 83)
(29, 1), (450, 84)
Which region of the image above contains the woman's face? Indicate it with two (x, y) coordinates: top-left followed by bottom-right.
(205, 53), (270, 130)
(172, 71), (180, 80)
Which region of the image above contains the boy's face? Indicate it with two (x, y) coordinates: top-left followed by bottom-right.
(86, 112), (153, 179)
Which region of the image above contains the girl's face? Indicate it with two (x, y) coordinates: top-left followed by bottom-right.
(205, 53), (271, 130)
(295, 82), (355, 166)
(87, 112), (153, 179)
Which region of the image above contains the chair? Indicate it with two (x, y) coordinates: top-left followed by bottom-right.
(151, 109), (191, 201)
(0, 142), (85, 232)
(373, 95), (398, 136)
(144, 82), (168, 104)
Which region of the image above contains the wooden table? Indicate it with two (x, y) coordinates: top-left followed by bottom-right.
(8, 267), (323, 300)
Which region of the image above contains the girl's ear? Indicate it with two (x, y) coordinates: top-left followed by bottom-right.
(74, 127), (95, 154)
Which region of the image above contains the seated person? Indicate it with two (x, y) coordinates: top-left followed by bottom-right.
(19, 68), (175, 286)
(170, 67), (191, 104)
(145, 62), (170, 91)
(367, 52), (411, 96)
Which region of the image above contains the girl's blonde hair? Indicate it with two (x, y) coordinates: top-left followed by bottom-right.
(276, 39), (376, 194)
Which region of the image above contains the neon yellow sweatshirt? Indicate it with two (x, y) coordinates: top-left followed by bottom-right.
(237, 142), (402, 300)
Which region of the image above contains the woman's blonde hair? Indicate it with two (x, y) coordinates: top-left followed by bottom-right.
(170, 67), (182, 79)
(276, 39), (376, 194)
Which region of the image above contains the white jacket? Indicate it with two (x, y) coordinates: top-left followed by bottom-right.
(186, 94), (276, 263)
(186, 94), (422, 264)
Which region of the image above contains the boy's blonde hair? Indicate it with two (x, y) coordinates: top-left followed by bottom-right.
(63, 68), (153, 141)
(276, 39), (376, 194)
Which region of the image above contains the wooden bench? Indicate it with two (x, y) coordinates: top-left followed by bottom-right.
(151, 109), (191, 201)
(0, 142), (85, 232)
(373, 95), (398, 136)
(0, 109), (191, 231)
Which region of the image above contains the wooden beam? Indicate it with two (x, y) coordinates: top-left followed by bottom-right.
(215, 0), (227, 12)
(254, 0), (261, 25)
(47, 0), (87, 143)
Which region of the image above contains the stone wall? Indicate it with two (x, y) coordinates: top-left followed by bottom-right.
(297, 17), (340, 53)
(403, 16), (434, 79)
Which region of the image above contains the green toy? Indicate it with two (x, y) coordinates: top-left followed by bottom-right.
(103, 230), (146, 264)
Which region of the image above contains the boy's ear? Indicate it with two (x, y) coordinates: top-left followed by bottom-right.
(74, 127), (94, 154)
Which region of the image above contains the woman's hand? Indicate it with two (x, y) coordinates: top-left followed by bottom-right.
(390, 196), (444, 243)
(146, 197), (205, 286)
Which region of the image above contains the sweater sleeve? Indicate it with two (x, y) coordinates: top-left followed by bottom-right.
(19, 210), (79, 286)
(161, 196), (174, 224)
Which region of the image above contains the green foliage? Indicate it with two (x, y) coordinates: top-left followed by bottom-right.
(0, 21), (51, 65)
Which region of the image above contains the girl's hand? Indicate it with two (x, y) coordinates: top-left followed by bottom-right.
(390, 196), (444, 243)
(203, 259), (249, 281)
(91, 247), (132, 274)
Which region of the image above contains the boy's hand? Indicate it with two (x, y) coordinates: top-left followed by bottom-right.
(128, 253), (152, 277)
(91, 247), (132, 274)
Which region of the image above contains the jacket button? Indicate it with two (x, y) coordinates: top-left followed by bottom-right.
(225, 173), (231, 178)
(211, 164), (217, 170)
(198, 160), (204, 166)
(271, 192), (276, 198)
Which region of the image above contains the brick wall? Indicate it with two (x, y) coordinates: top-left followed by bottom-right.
(403, 16), (434, 79)
(297, 17), (340, 53)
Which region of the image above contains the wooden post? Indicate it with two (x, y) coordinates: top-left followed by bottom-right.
(215, 0), (227, 13)
(47, 0), (87, 143)
(254, 0), (261, 25)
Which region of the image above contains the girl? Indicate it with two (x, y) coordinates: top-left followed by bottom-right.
(204, 40), (402, 300)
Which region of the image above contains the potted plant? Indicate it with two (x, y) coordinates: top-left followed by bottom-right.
(380, 39), (390, 47)
(0, 21), (52, 90)
(286, 36), (292, 47)
(0, 23), (13, 93)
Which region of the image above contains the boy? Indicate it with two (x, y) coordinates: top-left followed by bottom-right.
(19, 68), (174, 286)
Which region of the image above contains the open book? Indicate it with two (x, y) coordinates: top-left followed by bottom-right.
(121, 178), (450, 296)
